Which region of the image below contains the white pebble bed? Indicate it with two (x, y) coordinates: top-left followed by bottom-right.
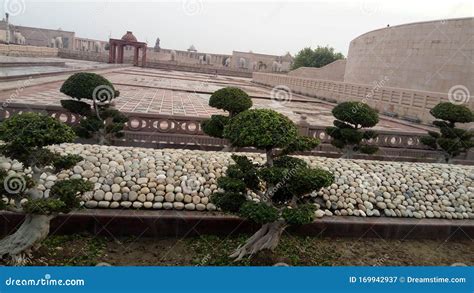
(1, 144), (473, 220)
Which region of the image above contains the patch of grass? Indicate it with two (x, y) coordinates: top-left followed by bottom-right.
(185, 234), (341, 266)
(36, 234), (106, 266)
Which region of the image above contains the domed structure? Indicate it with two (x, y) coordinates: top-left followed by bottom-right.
(121, 31), (138, 43)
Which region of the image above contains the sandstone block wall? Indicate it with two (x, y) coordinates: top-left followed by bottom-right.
(0, 44), (58, 57)
(288, 60), (346, 81)
(344, 17), (474, 94)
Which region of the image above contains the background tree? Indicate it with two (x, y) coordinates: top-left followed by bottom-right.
(0, 113), (92, 259)
(211, 109), (333, 261)
(60, 72), (128, 145)
(201, 87), (252, 147)
(421, 102), (474, 163)
(325, 101), (379, 159)
(291, 45), (345, 70)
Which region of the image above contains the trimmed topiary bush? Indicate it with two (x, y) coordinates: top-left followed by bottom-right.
(201, 87), (252, 144)
(60, 72), (128, 145)
(0, 113), (93, 259)
(208, 87), (252, 116)
(326, 101), (379, 158)
(421, 102), (474, 163)
(211, 108), (333, 261)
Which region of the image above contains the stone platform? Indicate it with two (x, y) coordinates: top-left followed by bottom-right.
(0, 62), (431, 132)
(1, 210), (472, 240)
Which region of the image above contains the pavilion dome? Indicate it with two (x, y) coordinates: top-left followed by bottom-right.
(121, 31), (138, 42)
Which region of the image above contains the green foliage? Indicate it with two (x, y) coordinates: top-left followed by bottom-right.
(50, 179), (93, 212)
(332, 102), (379, 128)
(421, 102), (474, 161)
(60, 100), (92, 116)
(282, 204), (316, 225)
(0, 113), (91, 218)
(273, 156), (308, 169)
(208, 87), (252, 116)
(291, 46), (344, 70)
(224, 109), (298, 149)
(281, 136), (320, 155)
(358, 145), (379, 155)
(202, 115), (229, 138)
(430, 102), (473, 124)
(0, 113), (76, 165)
(60, 73), (128, 144)
(211, 192), (247, 213)
(363, 130), (378, 140)
(260, 164), (333, 204)
(217, 176), (246, 193)
(60, 72), (119, 101)
(239, 202), (279, 224)
(228, 155), (260, 191)
(420, 136), (438, 149)
(0, 113), (76, 149)
(23, 198), (66, 214)
(53, 154), (83, 170)
(326, 102), (379, 157)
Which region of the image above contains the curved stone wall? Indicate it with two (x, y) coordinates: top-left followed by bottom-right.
(344, 17), (474, 94)
(2, 144), (473, 220)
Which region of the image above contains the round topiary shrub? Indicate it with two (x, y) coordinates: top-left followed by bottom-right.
(421, 102), (474, 163)
(60, 72), (120, 101)
(326, 101), (379, 158)
(59, 72), (128, 145)
(208, 87), (252, 116)
(224, 109), (298, 150)
(429, 102), (473, 124)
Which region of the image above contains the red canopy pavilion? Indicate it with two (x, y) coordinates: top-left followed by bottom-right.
(108, 31), (147, 66)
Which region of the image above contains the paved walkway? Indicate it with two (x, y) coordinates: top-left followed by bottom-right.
(0, 63), (431, 131)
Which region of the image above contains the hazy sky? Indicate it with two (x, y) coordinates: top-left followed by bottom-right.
(3, 0), (473, 56)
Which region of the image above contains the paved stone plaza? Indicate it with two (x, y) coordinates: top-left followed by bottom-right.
(0, 60), (430, 132)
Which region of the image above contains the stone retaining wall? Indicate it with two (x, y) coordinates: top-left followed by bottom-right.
(1, 144), (473, 220)
(0, 44), (58, 57)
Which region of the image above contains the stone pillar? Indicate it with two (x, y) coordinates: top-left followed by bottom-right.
(109, 43), (116, 63)
(117, 45), (124, 64)
(141, 46), (147, 67)
(133, 46), (139, 66)
(297, 115), (310, 136)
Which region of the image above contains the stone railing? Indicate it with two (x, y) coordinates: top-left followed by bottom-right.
(252, 73), (474, 125)
(58, 49), (109, 63)
(0, 44), (58, 57)
(0, 103), (472, 164)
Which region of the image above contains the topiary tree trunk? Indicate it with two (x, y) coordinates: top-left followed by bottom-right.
(0, 113), (93, 260)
